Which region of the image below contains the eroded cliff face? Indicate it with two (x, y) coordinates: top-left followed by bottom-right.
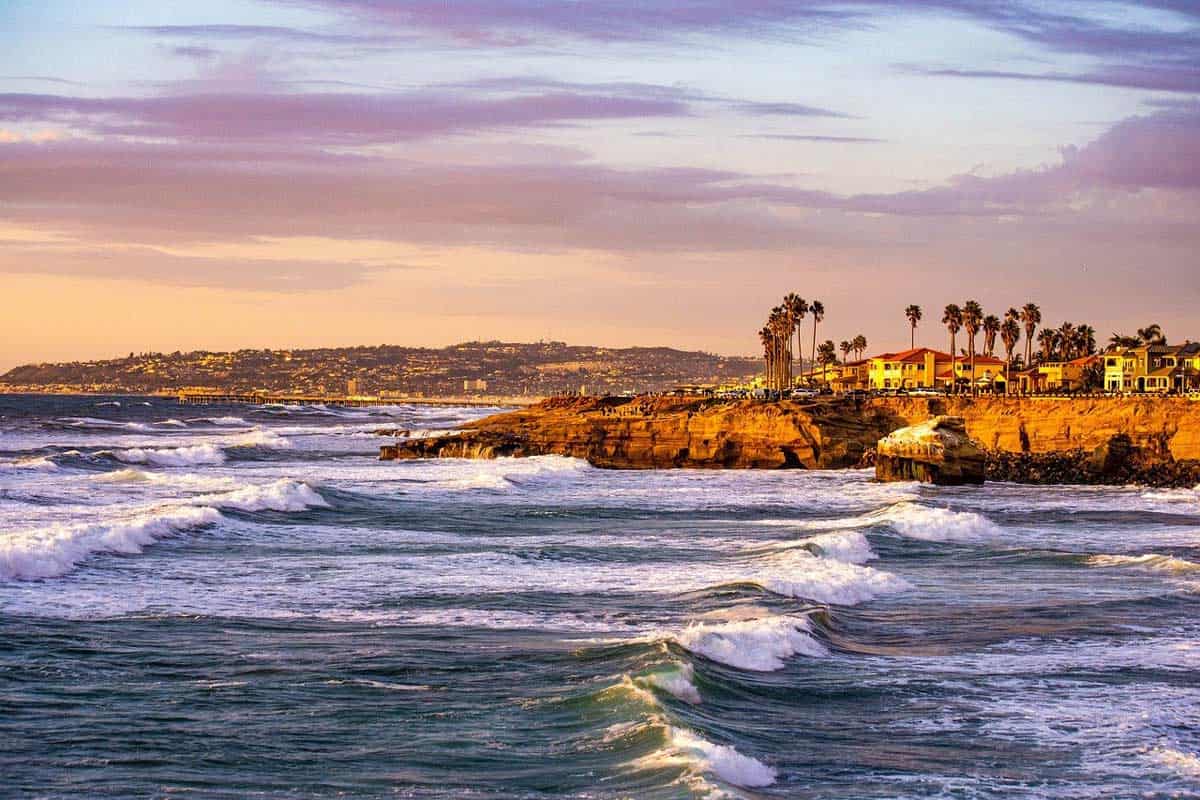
(380, 395), (907, 469)
(877, 396), (1200, 461)
(378, 395), (1200, 473)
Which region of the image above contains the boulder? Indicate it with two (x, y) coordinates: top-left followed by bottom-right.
(875, 415), (985, 486)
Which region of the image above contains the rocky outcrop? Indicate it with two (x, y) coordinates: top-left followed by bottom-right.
(379, 394), (1200, 486)
(379, 395), (907, 470)
(874, 416), (985, 485)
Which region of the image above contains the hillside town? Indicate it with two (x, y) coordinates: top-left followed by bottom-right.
(0, 341), (759, 398)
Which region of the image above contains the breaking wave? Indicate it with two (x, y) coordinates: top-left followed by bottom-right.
(0, 506), (222, 580)
(654, 727), (777, 789)
(1086, 553), (1200, 574)
(749, 548), (911, 605)
(111, 443), (226, 467)
(674, 614), (827, 671)
(0, 456), (59, 472)
(0, 479), (327, 580)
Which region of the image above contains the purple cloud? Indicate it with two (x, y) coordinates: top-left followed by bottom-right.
(0, 89), (690, 144)
(913, 63), (1200, 95)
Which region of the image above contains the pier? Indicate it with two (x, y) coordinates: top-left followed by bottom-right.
(175, 390), (538, 408)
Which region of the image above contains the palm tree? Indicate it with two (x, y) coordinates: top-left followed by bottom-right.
(1057, 322), (1076, 360)
(1108, 332), (1139, 351)
(852, 334), (867, 360)
(942, 303), (962, 393)
(1037, 328), (1057, 363)
(783, 293), (806, 385)
(905, 304), (922, 350)
(840, 340), (852, 363)
(1137, 324), (1166, 345)
(1020, 303), (1041, 368)
(982, 314), (1000, 357)
(817, 340), (838, 385)
(808, 300), (825, 381)
(1000, 314), (1020, 393)
(1076, 324), (1096, 357)
(759, 326), (773, 387)
(962, 300), (983, 394)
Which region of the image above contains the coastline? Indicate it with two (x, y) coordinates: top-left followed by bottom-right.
(378, 394), (1200, 488)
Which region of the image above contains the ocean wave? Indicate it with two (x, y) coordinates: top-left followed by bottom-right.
(752, 548), (911, 605)
(91, 468), (239, 493)
(227, 429), (293, 449)
(1086, 553), (1200, 574)
(151, 419), (188, 428)
(658, 728), (777, 789)
(185, 416), (248, 426)
(0, 506), (222, 580)
(193, 479), (329, 513)
(0, 479), (327, 580)
(1142, 485), (1200, 505)
(798, 530), (877, 564)
(111, 443), (226, 467)
(640, 662), (702, 704)
(0, 455), (59, 472)
(1148, 746), (1200, 778)
(433, 456), (592, 491)
(54, 416), (151, 433)
(674, 614), (827, 671)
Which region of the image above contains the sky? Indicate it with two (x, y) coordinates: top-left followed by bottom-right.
(1, 0), (1198, 370)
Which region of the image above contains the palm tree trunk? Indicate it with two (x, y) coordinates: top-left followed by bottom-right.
(810, 323), (818, 381)
(950, 333), (957, 394)
(911, 325), (915, 350)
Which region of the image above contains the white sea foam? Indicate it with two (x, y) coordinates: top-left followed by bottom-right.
(1086, 553), (1200, 574)
(185, 416), (248, 426)
(641, 662), (702, 704)
(0, 506), (222, 580)
(112, 443), (226, 467)
(193, 479), (328, 513)
(228, 429), (293, 449)
(664, 728), (777, 788)
(876, 501), (1002, 543)
(152, 419), (188, 428)
(799, 530), (877, 564)
(1142, 485), (1200, 505)
(1, 456), (59, 472)
(675, 614), (827, 671)
(754, 548), (911, 605)
(1149, 746), (1200, 778)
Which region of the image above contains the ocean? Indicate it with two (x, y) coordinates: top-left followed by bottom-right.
(1, 394), (1198, 799)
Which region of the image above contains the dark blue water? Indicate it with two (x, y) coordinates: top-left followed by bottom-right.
(2, 394), (1199, 798)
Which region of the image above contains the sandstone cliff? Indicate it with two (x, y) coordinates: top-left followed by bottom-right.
(378, 395), (1200, 482)
(875, 416), (986, 485)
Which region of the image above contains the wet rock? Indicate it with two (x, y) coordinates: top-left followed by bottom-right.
(875, 416), (986, 486)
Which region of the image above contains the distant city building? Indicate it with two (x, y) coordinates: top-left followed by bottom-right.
(463, 378), (488, 392)
(347, 378), (360, 396)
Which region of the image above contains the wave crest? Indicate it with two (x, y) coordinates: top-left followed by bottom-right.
(675, 614), (827, 671)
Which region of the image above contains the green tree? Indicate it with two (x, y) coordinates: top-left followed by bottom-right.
(962, 300), (983, 394)
(982, 314), (1001, 357)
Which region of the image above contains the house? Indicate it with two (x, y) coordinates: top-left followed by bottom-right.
(1104, 342), (1200, 393)
(866, 348), (1007, 391)
(1015, 355), (1099, 393)
(829, 359), (869, 391)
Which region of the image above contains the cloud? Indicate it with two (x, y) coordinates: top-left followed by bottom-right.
(0, 88), (690, 144)
(911, 63), (1200, 95)
(1, 106), (1196, 263)
(119, 24), (400, 46)
(277, 0), (1200, 62)
(0, 241), (393, 291)
(740, 133), (883, 143)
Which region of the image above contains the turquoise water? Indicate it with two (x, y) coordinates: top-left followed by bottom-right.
(2, 395), (1199, 798)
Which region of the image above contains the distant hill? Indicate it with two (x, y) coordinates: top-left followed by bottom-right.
(0, 341), (761, 396)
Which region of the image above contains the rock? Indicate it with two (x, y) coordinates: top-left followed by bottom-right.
(874, 416), (985, 486)
(379, 395), (908, 470)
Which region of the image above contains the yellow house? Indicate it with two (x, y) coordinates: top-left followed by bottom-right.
(1104, 342), (1200, 393)
(1017, 355), (1099, 393)
(866, 348), (1007, 391)
(829, 359), (869, 391)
